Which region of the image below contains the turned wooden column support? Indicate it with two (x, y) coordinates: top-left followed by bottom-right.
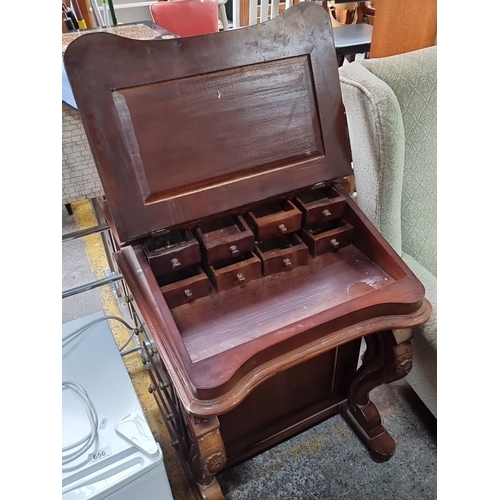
(341, 329), (413, 462)
(184, 412), (227, 500)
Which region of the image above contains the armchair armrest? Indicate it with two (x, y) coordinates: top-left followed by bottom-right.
(339, 62), (405, 254)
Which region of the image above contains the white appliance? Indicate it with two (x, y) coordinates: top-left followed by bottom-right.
(62, 312), (175, 500)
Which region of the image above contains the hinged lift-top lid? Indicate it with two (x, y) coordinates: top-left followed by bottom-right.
(64, 3), (352, 245)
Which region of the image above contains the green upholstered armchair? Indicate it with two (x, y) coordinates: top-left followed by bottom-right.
(339, 46), (437, 417)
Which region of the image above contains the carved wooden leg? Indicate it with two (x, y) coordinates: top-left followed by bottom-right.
(341, 329), (412, 462)
(184, 413), (227, 500)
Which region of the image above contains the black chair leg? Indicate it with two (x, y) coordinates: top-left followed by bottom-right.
(65, 203), (73, 216)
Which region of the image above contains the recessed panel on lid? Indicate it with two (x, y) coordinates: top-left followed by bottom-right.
(113, 56), (323, 204)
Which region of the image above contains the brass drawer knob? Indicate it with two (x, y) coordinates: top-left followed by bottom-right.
(330, 239), (340, 252)
(322, 209), (332, 219)
(235, 273), (246, 284)
(278, 224), (287, 234)
(183, 289), (192, 298)
(229, 245), (239, 257)
(171, 258), (181, 269)
(282, 258), (292, 269)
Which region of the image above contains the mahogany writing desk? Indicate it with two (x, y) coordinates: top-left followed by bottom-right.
(64, 4), (431, 498)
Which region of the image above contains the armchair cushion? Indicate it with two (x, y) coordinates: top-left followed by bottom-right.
(402, 254), (437, 416)
(338, 61), (405, 254)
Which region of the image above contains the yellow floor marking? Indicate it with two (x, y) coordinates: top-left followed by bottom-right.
(70, 200), (194, 500)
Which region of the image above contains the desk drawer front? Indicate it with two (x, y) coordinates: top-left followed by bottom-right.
(143, 229), (201, 276)
(294, 187), (346, 227)
(245, 200), (302, 240)
(300, 220), (354, 257)
(195, 215), (255, 265)
(255, 234), (308, 275)
(160, 265), (211, 308)
(206, 252), (261, 291)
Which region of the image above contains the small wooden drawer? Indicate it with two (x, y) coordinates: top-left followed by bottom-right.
(255, 234), (308, 276)
(205, 252), (261, 292)
(195, 215), (255, 265)
(299, 220), (354, 257)
(294, 187), (346, 227)
(245, 200), (302, 240)
(160, 265), (211, 308)
(143, 229), (201, 277)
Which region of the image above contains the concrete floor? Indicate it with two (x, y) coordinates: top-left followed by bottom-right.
(62, 206), (104, 323)
(62, 200), (437, 500)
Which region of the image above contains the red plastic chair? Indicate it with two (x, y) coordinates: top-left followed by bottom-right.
(150, 0), (220, 37)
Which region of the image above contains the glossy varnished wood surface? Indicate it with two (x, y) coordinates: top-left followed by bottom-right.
(64, 3), (353, 245)
(175, 244), (393, 363)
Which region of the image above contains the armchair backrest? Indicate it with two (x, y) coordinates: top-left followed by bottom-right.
(339, 47), (437, 277)
(150, 0), (220, 37)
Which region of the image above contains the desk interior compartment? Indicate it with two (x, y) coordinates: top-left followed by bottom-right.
(159, 265), (211, 309)
(195, 215), (255, 265)
(294, 186), (347, 227)
(299, 219), (354, 257)
(142, 229), (201, 278)
(255, 233), (308, 275)
(245, 200), (302, 240)
(168, 200), (402, 366)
